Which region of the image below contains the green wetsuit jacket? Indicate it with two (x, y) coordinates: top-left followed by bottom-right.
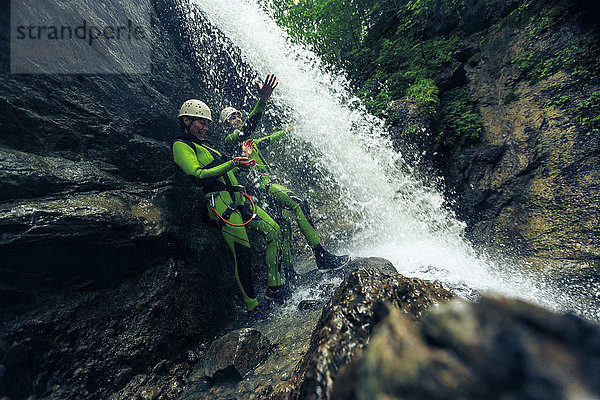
(172, 137), (244, 209)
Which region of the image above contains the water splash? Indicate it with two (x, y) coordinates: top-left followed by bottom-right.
(181, 0), (597, 319)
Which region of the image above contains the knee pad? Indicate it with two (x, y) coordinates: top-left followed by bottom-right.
(265, 223), (281, 243)
(288, 193), (304, 211)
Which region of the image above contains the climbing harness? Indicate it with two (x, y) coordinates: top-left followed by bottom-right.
(209, 192), (257, 227)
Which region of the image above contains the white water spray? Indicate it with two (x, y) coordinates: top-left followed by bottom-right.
(183, 0), (596, 317)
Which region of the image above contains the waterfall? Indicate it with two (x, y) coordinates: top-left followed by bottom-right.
(180, 0), (596, 318)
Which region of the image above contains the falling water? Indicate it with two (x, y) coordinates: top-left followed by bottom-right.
(180, 0), (598, 318)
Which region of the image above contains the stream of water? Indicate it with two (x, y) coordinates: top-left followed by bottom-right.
(180, 0), (598, 320)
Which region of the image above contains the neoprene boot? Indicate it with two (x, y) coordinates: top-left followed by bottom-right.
(265, 285), (289, 305)
(312, 244), (350, 272)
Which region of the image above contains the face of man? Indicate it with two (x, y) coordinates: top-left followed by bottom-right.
(228, 112), (243, 130)
(185, 117), (211, 140)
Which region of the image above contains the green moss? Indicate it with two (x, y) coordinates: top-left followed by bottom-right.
(402, 124), (422, 137)
(528, 3), (569, 38)
(468, 52), (481, 66)
(513, 30), (600, 134)
(551, 93), (570, 108)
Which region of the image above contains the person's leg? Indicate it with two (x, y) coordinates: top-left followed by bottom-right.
(267, 184), (350, 271)
(208, 194), (259, 312)
(267, 184), (319, 246)
(246, 205), (282, 288)
(253, 185), (294, 282)
(246, 204), (292, 304)
(279, 209), (295, 285)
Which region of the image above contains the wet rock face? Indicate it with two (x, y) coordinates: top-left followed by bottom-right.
(441, 2), (600, 273)
(204, 328), (273, 382)
(271, 265), (453, 400)
(0, 147), (174, 284)
(335, 296), (600, 400)
(0, 0), (247, 398)
(0, 254), (237, 399)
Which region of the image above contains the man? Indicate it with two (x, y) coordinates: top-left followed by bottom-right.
(220, 75), (350, 273)
(172, 97), (285, 320)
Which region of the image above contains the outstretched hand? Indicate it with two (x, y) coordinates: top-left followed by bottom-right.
(242, 139), (254, 157)
(232, 157), (256, 169)
(256, 74), (278, 102)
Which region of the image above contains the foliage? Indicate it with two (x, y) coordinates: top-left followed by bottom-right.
(395, 0), (465, 35)
(513, 34), (600, 85)
(261, 0), (381, 68)
(406, 78), (439, 117)
(576, 91), (600, 134)
(437, 87), (483, 147)
(261, 0), (485, 146)
(528, 3), (569, 38)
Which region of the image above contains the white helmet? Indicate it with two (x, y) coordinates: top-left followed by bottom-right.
(178, 99), (212, 121)
(219, 107), (241, 124)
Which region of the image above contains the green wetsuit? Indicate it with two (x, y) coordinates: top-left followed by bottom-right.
(225, 103), (321, 273)
(172, 136), (281, 311)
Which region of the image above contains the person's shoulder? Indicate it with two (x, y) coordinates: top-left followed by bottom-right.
(172, 138), (196, 151)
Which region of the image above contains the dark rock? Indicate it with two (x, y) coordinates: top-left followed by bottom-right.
(204, 328), (273, 382)
(0, 1), (253, 398)
(455, 45), (479, 64)
(152, 359), (169, 375)
(458, 0), (523, 34)
(0, 187), (173, 280)
(342, 256), (397, 274)
(0, 148), (121, 201)
(386, 97), (439, 183)
(335, 295), (600, 399)
(113, 366), (134, 390)
(270, 266), (453, 399)
(419, 0), (522, 37)
(437, 62), (468, 91)
(297, 300), (323, 311)
(2, 342), (27, 366)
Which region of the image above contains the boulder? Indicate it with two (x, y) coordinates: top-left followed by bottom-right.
(334, 295), (600, 400)
(270, 265), (453, 399)
(204, 328), (273, 382)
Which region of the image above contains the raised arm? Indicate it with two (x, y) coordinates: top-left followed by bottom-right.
(256, 74), (278, 103)
(225, 74), (279, 144)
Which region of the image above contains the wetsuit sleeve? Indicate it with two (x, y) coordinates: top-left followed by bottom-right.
(224, 129), (244, 147)
(254, 128), (288, 150)
(241, 99), (267, 136)
(172, 141), (235, 179)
